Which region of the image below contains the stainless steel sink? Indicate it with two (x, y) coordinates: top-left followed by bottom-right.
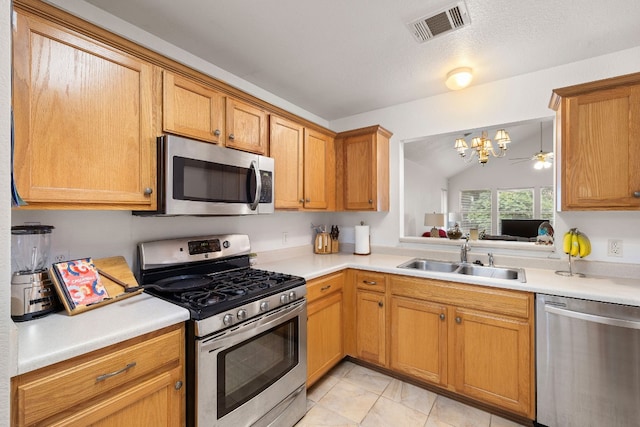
(397, 259), (459, 273)
(397, 258), (526, 282)
(455, 264), (525, 282)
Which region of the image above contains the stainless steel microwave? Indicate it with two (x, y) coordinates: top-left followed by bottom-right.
(135, 135), (274, 216)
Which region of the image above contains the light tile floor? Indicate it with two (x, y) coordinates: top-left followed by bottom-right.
(296, 361), (528, 427)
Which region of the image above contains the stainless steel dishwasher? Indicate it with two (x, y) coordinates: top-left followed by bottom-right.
(536, 294), (640, 427)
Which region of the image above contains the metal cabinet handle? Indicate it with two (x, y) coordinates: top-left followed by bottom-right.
(634, 191), (640, 198)
(228, 133), (235, 140)
(368, 199), (373, 204)
(299, 199), (305, 203)
(439, 313), (445, 321)
(320, 285), (331, 291)
(363, 280), (377, 285)
(378, 301), (383, 307)
(305, 198), (310, 202)
(96, 362), (136, 382)
(213, 129), (221, 136)
(455, 316), (462, 324)
(143, 187), (153, 196)
(175, 381), (183, 390)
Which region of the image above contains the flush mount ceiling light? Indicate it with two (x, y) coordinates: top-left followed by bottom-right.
(445, 67), (473, 90)
(454, 129), (511, 165)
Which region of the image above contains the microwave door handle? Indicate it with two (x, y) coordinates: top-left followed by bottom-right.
(249, 160), (262, 211)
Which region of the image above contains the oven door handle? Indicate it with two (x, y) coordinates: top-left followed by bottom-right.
(249, 160), (262, 211)
(200, 300), (306, 353)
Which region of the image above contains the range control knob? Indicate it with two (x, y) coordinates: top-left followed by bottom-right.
(237, 309), (247, 320)
(222, 313), (234, 326)
(260, 301), (269, 312)
(288, 291), (297, 301)
(280, 294), (289, 304)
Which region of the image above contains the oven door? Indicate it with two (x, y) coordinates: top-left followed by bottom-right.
(155, 134), (274, 216)
(196, 299), (307, 427)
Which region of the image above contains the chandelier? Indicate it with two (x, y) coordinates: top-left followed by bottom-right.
(454, 129), (511, 165)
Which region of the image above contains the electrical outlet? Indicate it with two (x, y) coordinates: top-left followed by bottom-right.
(607, 239), (623, 257)
(53, 250), (70, 263)
(282, 232), (288, 245)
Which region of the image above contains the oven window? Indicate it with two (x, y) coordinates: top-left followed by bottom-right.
(217, 317), (298, 418)
(173, 156), (256, 203)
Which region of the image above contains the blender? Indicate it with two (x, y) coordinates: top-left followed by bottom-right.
(11, 225), (60, 321)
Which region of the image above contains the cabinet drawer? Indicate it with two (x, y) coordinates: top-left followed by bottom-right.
(307, 272), (344, 304)
(355, 271), (387, 293)
(14, 327), (182, 426)
(390, 275), (531, 319)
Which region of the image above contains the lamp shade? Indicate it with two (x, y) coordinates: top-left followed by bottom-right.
(424, 213), (445, 227)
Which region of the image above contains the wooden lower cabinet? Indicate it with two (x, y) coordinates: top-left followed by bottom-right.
(11, 324), (185, 427)
(355, 290), (386, 366)
(387, 274), (535, 419)
(306, 272), (344, 387)
(390, 296), (447, 386)
(451, 307), (532, 416)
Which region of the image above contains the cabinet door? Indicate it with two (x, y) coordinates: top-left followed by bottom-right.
(356, 290), (386, 366)
(303, 129), (331, 209)
(12, 11), (156, 209)
(163, 71), (225, 144)
(343, 133), (376, 210)
(390, 296), (447, 385)
(307, 292), (343, 387)
(225, 98), (268, 154)
(270, 116), (304, 208)
(562, 85), (640, 209)
(451, 307), (533, 418)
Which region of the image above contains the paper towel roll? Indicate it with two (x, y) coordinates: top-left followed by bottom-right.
(354, 225), (370, 255)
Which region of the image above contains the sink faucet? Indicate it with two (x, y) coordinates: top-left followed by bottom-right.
(488, 253), (494, 267)
(460, 238), (470, 263)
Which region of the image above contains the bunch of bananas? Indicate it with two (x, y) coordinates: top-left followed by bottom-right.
(563, 228), (591, 258)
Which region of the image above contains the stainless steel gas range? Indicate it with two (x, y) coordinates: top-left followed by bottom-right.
(137, 234), (307, 427)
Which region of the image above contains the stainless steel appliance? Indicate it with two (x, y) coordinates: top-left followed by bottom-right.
(11, 225), (60, 321)
(536, 294), (640, 427)
(135, 134), (274, 216)
(137, 234), (307, 427)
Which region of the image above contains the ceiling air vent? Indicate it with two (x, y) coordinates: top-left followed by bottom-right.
(407, 1), (471, 43)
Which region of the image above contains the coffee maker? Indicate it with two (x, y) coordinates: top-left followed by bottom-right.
(11, 225), (60, 321)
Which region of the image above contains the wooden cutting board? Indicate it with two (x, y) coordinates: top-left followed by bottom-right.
(93, 256), (140, 295)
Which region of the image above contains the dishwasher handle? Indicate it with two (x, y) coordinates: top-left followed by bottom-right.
(545, 304), (640, 330)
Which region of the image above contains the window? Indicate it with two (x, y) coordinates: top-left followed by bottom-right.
(460, 190), (492, 234)
(540, 186), (554, 225)
(497, 188), (534, 234)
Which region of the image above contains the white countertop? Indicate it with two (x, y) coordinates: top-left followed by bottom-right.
(14, 293), (189, 376)
(13, 249), (639, 377)
(257, 252), (640, 307)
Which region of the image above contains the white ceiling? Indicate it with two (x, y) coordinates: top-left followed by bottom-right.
(82, 0), (640, 121)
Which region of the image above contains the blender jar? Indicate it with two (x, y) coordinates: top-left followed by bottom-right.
(11, 225), (55, 274)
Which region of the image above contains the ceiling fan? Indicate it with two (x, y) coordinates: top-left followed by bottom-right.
(511, 122), (554, 169)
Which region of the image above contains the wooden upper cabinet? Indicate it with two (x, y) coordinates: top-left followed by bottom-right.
(163, 71), (225, 144)
(12, 9), (157, 210)
(270, 115), (335, 210)
(336, 125), (391, 211)
(550, 72), (640, 210)
(225, 97), (268, 155)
